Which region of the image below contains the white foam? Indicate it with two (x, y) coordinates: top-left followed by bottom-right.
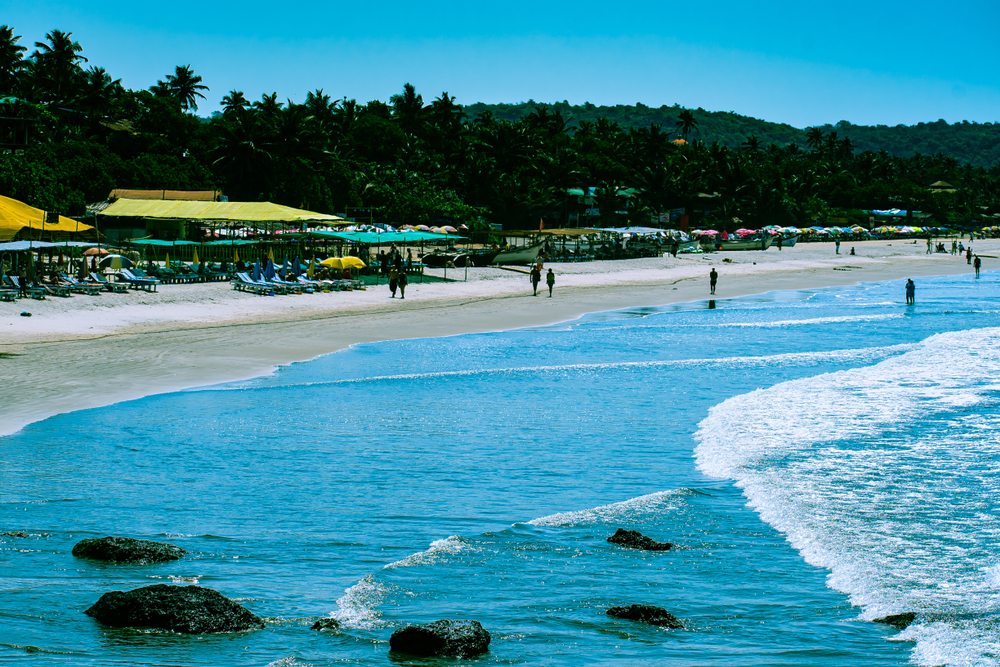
(383, 536), (467, 569)
(695, 326), (1000, 666)
(331, 574), (392, 630)
(528, 490), (682, 527)
(719, 313), (903, 328)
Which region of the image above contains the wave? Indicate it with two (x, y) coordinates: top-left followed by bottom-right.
(695, 326), (1000, 666)
(331, 574), (392, 630)
(383, 535), (467, 569)
(528, 489), (685, 527)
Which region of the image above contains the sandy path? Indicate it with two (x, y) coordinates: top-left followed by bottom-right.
(0, 239), (987, 437)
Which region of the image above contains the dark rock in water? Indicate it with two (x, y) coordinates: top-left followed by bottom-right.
(607, 604), (684, 629)
(873, 612), (916, 630)
(72, 536), (187, 564)
(85, 584), (264, 633)
(607, 528), (672, 551)
(389, 620), (491, 657)
(1, 530), (30, 538)
(311, 617), (341, 631)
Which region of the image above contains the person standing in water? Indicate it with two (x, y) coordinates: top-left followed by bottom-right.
(546, 268), (555, 297)
(709, 268), (718, 295)
(974, 255), (982, 278)
(905, 279), (915, 305)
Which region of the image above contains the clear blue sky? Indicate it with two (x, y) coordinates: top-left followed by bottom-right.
(8, 0), (1000, 127)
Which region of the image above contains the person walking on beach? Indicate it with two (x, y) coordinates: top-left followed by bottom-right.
(926, 238), (932, 254)
(546, 268), (555, 297)
(974, 255), (982, 278)
(835, 239), (840, 254)
(530, 266), (541, 296)
(905, 279), (915, 305)
(17, 264), (27, 297)
(967, 247), (973, 264)
(952, 239), (958, 255)
(777, 235), (783, 251)
(388, 267), (399, 297)
(709, 268), (718, 295)
(398, 270), (408, 299)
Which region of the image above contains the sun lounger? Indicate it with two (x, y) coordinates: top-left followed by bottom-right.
(119, 268), (160, 292)
(232, 272), (285, 295)
(0, 287), (17, 301)
(39, 278), (73, 297)
(57, 274), (104, 296)
(6, 276), (47, 299)
(87, 273), (129, 293)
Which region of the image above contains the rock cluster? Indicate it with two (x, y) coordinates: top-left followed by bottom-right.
(607, 528), (673, 551)
(72, 536), (187, 564)
(389, 620), (491, 657)
(607, 604), (683, 629)
(311, 618), (341, 631)
(873, 612), (916, 630)
(85, 584), (264, 634)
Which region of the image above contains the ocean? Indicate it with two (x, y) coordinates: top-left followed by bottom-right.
(2, 271), (998, 666)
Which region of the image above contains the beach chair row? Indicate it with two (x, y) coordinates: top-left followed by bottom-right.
(231, 273), (363, 295)
(1, 273), (134, 300)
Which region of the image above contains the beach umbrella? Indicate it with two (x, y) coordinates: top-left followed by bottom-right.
(290, 255), (301, 279)
(165, 251), (170, 267)
(319, 257), (343, 269)
(307, 257), (316, 278)
(264, 258), (277, 281)
(233, 247), (240, 263)
(442, 225), (458, 233)
(192, 247), (200, 264)
(416, 225), (431, 231)
(267, 247), (274, 262)
(82, 247), (109, 256)
(341, 257), (366, 269)
(252, 260), (261, 282)
(99, 254), (135, 270)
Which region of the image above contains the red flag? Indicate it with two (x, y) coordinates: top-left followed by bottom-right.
(540, 218), (545, 231)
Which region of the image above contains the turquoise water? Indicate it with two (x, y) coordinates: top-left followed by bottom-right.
(2, 273), (1000, 666)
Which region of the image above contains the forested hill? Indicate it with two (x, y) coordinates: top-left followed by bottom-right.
(465, 102), (1000, 167)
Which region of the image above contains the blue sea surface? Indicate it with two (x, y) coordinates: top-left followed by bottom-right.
(2, 272), (1000, 666)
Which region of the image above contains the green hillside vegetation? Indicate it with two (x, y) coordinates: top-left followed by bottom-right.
(1, 25), (998, 233)
(467, 102), (1000, 168)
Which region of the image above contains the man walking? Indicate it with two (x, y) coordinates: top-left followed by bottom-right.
(709, 267), (718, 295)
(546, 268), (555, 297)
(530, 266), (541, 296)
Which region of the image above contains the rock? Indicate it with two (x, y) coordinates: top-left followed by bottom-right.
(72, 536), (187, 564)
(607, 604), (683, 629)
(873, 612), (916, 630)
(311, 618), (341, 631)
(1, 531), (30, 538)
(607, 528), (672, 551)
(389, 620), (491, 657)
(85, 584), (264, 633)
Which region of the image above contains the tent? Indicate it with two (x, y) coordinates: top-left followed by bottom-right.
(0, 195), (94, 242)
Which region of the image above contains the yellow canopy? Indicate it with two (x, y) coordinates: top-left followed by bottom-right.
(99, 198), (348, 224)
(0, 195), (94, 241)
(320, 257), (366, 269)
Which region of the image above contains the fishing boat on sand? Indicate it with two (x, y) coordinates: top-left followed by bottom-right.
(491, 241), (546, 266)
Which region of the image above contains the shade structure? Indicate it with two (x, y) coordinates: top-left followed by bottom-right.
(99, 199), (348, 224)
(99, 254), (134, 269)
(0, 195), (94, 241)
(319, 257), (366, 270)
(82, 247), (110, 256)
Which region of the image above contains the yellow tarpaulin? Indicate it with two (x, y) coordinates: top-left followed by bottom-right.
(99, 198), (348, 224)
(0, 195), (94, 241)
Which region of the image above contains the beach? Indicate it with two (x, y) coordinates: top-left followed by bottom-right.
(0, 239), (986, 438)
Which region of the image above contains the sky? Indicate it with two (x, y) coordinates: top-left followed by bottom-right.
(7, 0), (1000, 127)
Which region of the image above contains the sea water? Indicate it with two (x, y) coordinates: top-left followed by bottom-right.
(2, 272), (999, 666)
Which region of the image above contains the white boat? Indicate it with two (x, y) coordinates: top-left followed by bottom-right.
(702, 236), (774, 251)
(492, 241), (546, 265)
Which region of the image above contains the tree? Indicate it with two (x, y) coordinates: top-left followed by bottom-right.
(159, 65), (208, 111)
(390, 83), (425, 136)
(805, 127), (825, 152)
(30, 29), (87, 103)
(221, 90), (248, 117)
(0, 25), (26, 95)
(675, 109), (698, 142)
(74, 66), (121, 117)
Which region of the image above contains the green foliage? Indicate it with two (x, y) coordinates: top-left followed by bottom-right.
(0, 24), (998, 232)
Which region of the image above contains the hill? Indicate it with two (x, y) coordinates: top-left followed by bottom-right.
(464, 102), (1000, 167)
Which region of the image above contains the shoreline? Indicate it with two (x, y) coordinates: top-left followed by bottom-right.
(0, 240), (987, 438)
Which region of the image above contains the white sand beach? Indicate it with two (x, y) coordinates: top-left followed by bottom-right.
(0, 239), (989, 437)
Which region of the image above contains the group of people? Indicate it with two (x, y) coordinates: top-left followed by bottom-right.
(529, 261), (556, 297)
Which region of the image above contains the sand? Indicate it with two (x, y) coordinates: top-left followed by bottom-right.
(0, 239), (988, 437)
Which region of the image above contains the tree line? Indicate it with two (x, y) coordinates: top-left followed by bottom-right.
(1, 26), (998, 231)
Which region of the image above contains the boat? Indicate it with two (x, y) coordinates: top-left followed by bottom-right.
(676, 238), (702, 253)
(776, 235), (797, 248)
(491, 241), (546, 265)
(421, 251), (469, 268)
(702, 236), (774, 251)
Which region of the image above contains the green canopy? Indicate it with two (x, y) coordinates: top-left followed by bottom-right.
(127, 239), (200, 246)
(287, 230), (466, 243)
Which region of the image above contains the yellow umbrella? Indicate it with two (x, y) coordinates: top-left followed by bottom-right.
(233, 248), (240, 263)
(268, 247), (275, 262)
(340, 257), (366, 269)
(192, 247), (200, 264)
(319, 257), (344, 269)
(165, 251), (170, 267)
(307, 257), (316, 278)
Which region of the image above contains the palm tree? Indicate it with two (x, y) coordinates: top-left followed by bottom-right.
(221, 90), (249, 117)
(805, 127), (824, 152)
(675, 109), (698, 142)
(162, 64), (208, 111)
(390, 83), (425, 136)
(30, 29), (87, 103)
(741, 134), (762, 153)
(0, 25), (26, 95)
(74, 66), (121, 117)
